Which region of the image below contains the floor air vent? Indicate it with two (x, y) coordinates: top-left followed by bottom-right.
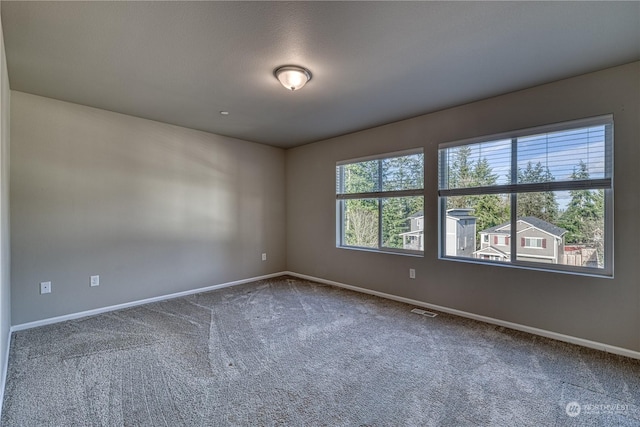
(411, 308), (438, 318)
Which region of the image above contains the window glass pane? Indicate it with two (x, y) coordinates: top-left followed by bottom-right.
(559, 189), (605, 269)
(439, 118), (611, 275)
(342, 199), (379, 248)
(516, 188), (559, 224)
(382, 153), (424, 191)
(517, 125), (607, 184)
(439, 139), (511, 190)
(382, 196), (423, 251)
(337, 149), (424, 255)
(337, 160), (379, 194)
(515, 190), (605, 269)
(444, 194), (511, 260)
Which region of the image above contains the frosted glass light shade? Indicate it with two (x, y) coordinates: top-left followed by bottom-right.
(274, 66), (312, 91)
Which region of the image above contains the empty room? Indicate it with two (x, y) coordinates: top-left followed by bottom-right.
(0, 1), (639, 425)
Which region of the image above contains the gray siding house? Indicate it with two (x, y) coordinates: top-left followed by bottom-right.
(445, 209), (477, 257)
(401, 212), (424, 251)
(402, 209), (476, 255)
(474, 217), (567, 264)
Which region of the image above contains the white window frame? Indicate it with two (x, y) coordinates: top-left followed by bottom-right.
(524, 237), (544, 249)
(438, 115), (613, 277)
(336, 148), (424, 256)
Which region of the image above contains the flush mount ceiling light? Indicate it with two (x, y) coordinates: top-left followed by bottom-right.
(274, 65), (312, 91)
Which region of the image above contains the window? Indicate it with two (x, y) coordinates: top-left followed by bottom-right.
(337, 149), (424, 254)
(523, 237), (544, 248)
(496, 236), (509, 246)
(438, 116), (613, 276)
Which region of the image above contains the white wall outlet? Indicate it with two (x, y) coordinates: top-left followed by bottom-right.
(90, 275), (100, 287)
(40, 281), (52, 294)
(409, 269), (416, 279)
(262, 253), (267, 261)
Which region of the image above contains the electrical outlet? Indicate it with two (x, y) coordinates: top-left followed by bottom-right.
(90, 275), (100, 287)
(40, 281), (52, 294)
(262, 253), (267, 261)
(409, 269), (416, 279)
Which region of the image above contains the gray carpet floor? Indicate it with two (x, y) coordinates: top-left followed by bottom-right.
(2, 276), (640, 426)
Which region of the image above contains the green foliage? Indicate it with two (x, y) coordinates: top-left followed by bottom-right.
(340, 160), (379, 193)
(343, 199), (378, 248)
(446, 147), (509, 244)
(443, 145), (606, 267)
(559, 161), (604, 245)
(516, 161), (559, 223)
(382, 154), (424, 191)
(381, 154), (423, 248)
(339, 153), (424, 249)
(382, 196), (423, 248)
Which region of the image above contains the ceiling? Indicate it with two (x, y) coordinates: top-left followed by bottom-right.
(1, 1), (639, 148)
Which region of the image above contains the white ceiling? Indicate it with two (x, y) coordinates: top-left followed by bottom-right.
(1, 1), (639, 148)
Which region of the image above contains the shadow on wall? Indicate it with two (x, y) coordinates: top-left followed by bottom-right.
(11, 93), (282, 323)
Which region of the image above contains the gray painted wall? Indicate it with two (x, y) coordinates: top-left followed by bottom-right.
(0, 13), (11, 397)
(286, 62), (640, 352)
(10, 92), (286, 325)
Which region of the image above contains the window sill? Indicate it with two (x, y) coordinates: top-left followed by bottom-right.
(438, 255), (613, 279)
(338, 245), (424, 258)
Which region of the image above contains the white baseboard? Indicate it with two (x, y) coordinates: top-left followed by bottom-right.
(285, 271), (640, 361)
(11, 272), (287, 332)
(9, 269), (640, 361)
(0, 327), (10, 421)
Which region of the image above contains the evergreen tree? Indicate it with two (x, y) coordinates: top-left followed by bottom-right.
(340, 160), (380, 247)
(517, 161), (558, 223)
(447, 146), (475, 209)
(559, 161), (604, 244)
(381, 154), (423, 248)
(445, 147), (510, 248)
(340, 153), (423, 249)
(469, 157), (508, 238)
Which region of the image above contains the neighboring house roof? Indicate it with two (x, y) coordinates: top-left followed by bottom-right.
(410, 209), (476, 221)
(447, 208), (474, 215)
(446, 209), (475, 220)
(447, 215), (477, 221)
(399, 230), (423, 236)
(478, 216), (567, 237)
(480, 223), (511, 234)
(473, 246), (509, 258)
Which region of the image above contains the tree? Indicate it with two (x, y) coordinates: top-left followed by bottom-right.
(559, 161), (604, 264)
(446, 147), (509, 246)
(516, 161), (559, 223)
(344, 201), (378, 247)
(340, 161), (379, 247)
(471, 157), (508, 233)
(381, 154), (423, 248)
(473, 193), (509, 237)
(340, 153), (424, 249)
(447, 146), (475, 209)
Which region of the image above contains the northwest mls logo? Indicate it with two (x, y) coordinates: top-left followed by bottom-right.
(566, 401), (581, 417)
(565, 400), (630, 417)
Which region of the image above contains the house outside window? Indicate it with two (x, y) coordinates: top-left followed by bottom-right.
(336, 149), (424, 255)
(524, 237), (544, 248)
(438, 115), (613, 276)
(445, 208), (476, 257)
(475, 217), (565, 264)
